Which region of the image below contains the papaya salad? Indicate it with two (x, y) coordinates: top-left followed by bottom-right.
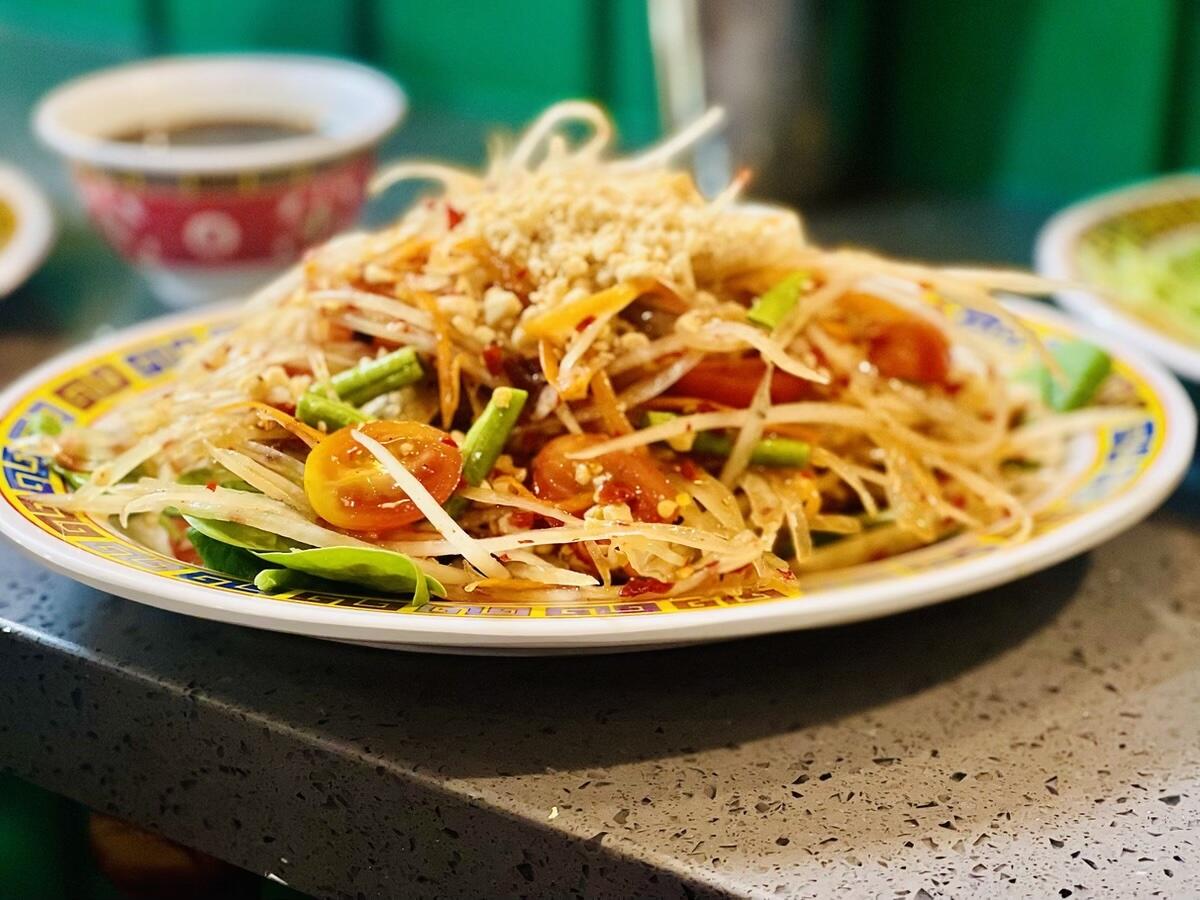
(27, 101), (1137, 604)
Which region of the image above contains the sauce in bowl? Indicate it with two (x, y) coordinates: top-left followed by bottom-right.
(111, 118), (314, 148)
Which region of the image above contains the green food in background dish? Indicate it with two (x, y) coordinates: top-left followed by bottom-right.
(1077, 222), (1200, 345)
(0, 199), (16, 252)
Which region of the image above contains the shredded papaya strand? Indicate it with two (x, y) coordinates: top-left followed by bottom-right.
(539, 339), (590, 400)
(216, 401), (325, 448)
(523, 280), (649, 338)
(490, 476), (581, 519)
(724, 267), (802, 296)
(590, 370), (634, 435)
(642, 279), (691, 314)
(763, 423), (821, 442)
(491, 476), (545, 503)
(537, 339), (561, 388)
(559, 368), (594, 401)
(450, 235), (488, 256)
(416, 292), (459, 428)
(819, 319), (854, 341)
(641, 396), (736, 413)
(447, 352), (465, 423)
(381, 236), (431, 269)
(464, 578), (571, 594)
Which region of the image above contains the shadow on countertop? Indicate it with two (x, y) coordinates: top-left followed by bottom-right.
(4, 538), (1087, 778)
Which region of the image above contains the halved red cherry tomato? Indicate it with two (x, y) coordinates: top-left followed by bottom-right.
(304, 421), (463, 531)
(840, 292), (951, 385)
(668, 355), (815, 407)
(532, 433), (674, 522)
(868, 319), (951, 384)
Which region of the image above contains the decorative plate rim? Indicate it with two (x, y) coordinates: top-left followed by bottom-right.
(0, 299), (1194, 650)
(1035, 172), (1200, 382)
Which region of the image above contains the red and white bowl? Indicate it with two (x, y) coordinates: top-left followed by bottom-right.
(34, 55), (405, 307)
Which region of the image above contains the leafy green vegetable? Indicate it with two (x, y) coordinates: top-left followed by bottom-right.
(256, 546), (444, 603)
(186, 527), (268, 581)
(747, 272), (811, 330)
(254, 567), (390, 597)
(255, 568), (322, 595)
(182, 515), (303, 552)
(296, 392), (371, 431)
(1022, 339), (1113, 411)
(177, 467), (257, 492)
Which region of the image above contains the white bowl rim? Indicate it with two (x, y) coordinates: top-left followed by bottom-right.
(33, 53), (406, 176)
(1035, 172), (1200, 382)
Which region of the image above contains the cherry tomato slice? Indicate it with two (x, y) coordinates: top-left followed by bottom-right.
(839, 292), (952, 385)
(532, 433), (674, 522)
(304, 421), (463, 531)
(668, 355), (815, 407)
(868, 320), (951, 384)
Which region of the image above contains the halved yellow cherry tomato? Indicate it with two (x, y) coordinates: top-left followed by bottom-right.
(303, 421), (463, 531)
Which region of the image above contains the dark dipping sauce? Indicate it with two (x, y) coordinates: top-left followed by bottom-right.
(110, 118), (314, 147)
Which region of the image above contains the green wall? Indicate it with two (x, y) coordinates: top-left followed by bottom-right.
(874, 0), (1187, 202)
(0, 0), (660, 150)
(0, 0), (1196, 204)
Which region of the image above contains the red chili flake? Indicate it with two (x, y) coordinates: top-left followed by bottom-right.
(509, 510), (537, 529)
(441, 436), (459, 448)
(597, 481), (636, 505)
(620, 577), (673, 598)
(483, 343), (505, 377)
(576, 315), (596, 332)
(446, 204), (464, 229)
(205, 481), (218, 492)
(679, 458), (701, 482)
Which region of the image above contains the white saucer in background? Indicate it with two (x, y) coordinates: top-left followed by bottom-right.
(1036, 173), (1200, 383)
(0, 163), (55, 298)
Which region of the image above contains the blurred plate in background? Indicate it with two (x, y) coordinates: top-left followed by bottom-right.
(1037, 174), (1200, 382)
(0, 163), (54, 299)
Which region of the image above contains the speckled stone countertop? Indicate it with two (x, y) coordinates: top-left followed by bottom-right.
(2, 202), (1199, 899)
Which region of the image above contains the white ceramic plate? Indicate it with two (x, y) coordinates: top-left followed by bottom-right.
(0, 300), (1193, 654)
(1036, 173), (1200, 382)
(0, 163), (55, 298)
